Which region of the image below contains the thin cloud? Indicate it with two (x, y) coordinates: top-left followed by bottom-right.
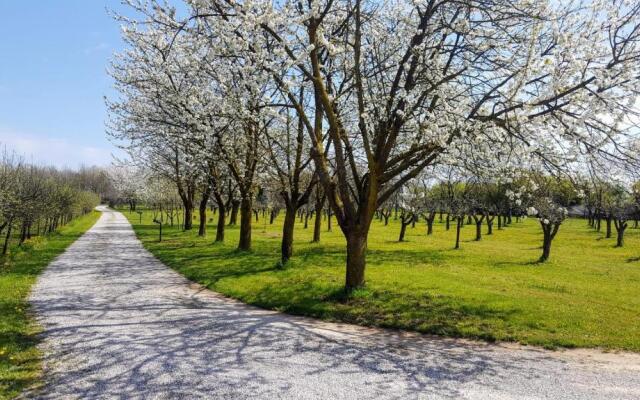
(84, 42), (110, 55)
(0, 131), (115, 168)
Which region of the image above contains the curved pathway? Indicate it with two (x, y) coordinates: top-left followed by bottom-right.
(28, 207), (640, 399)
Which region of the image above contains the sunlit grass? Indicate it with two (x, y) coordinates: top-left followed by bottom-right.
(124, 209), (640, 351)
(0, 211), (101, 400)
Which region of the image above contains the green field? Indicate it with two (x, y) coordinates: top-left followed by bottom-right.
(124, 209), (640, 351)
(0, 211), (101, 400)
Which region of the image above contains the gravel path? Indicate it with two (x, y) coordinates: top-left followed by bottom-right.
(28, 207), (640, 399)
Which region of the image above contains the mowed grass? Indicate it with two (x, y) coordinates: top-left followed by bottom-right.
(0, 211), (101, 400)
(124, 209), (640, 351)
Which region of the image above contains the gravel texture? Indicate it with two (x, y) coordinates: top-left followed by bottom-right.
(27, 207), (640, 399)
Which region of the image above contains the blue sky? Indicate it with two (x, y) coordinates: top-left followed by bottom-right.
(0, 0), (131, 168)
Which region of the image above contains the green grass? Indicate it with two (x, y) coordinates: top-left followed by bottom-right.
(124, 209), (640, 352)
(0, 211), (101, 400)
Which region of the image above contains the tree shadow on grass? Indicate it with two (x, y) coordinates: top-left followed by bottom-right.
(245, 283), (519, 344)
(491, 260), (546, 268)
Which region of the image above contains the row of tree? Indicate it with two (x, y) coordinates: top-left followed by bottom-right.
(0, 150), (104, 255)
(108, 0), (640, 290)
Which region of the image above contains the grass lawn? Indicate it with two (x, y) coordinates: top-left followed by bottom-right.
(0, 211), (101, 400)
(124, 209), (640, 351)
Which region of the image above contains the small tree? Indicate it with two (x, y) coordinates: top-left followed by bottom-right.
(521, 177), (576, 262)
(397, 184), (424, 242)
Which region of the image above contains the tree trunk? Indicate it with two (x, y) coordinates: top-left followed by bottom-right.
(426, 218), (434, 235)
(313, 197), (323, 243)
(281, 205), (297, 264)
(539, 222), (560, 262)
(215, 205), (225, 242)
(19, 222), (28, 246)
(238, 197), (252, 251)
(184, 203), (193, 230)
(540, 231), (552, 262)
(229, 200), (239, 225)
(446, 215), (450, 231)
(270, 210), (277, 224)
(454, 218), (462, 249)
(486, 215), (494, 235)
(606, 217), (612, 238)
(614, 220), (627, 247)
(345, 232), (367, 290)
(473, 215), (485, 241)
(198, 196), (209, 237)
(398, 219), (410, 242)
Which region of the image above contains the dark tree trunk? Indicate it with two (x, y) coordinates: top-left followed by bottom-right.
(215, 205), (225, 242)
(606, 217), (612, 238)
(539, 222), (560, 262)
(238, 197), (252, 251)
(614, 219), (627, 247)
(19, 222), (28, 246)
(229, 200), (240, 226)
(454, 217), (462, 249)
(183, 203), (194, 231)
(198, 195), (209, 237)
(473, 215), (485, 241)
(312, 195), (324, 243)
(345, 232), (367, 290)
(398, 216), (412, 242)
(486, 215), (494, 235)
(281, 205), (297, 264)
(446, 215), (451, 231)
(426, 217), (434, 235)
(540, 232), (552, 262)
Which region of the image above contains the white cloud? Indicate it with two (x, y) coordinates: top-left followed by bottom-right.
(84, 42), (110, 55)
(0, 131), (116, 168)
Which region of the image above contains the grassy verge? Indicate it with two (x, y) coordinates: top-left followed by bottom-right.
(0, 210), (101, 400)
(124, 209), (640, 351)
